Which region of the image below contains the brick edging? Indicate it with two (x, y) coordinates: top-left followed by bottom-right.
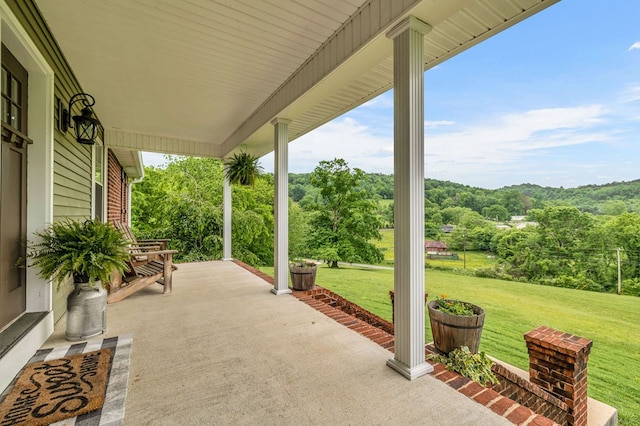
(292, 288), (395, 350)
(233, 260), (559, 426)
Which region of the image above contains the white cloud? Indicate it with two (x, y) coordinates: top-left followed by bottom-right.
(425, 120), (455, 128)
(261, 117), (394, 173)
(423, 105), (611, 185)
(359, 93), (394, 109)
(260, 105), (612, 188)
(141, 152), (175, 168)
(628, 41), (640, 51)
(621, 85), (640, 103)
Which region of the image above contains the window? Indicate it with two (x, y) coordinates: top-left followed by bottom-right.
(1, 47), (27, 132)
(94, 143), (104, 220)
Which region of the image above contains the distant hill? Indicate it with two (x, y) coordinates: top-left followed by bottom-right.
(502, 180), (640, 214)
(289, 172), (640, 215)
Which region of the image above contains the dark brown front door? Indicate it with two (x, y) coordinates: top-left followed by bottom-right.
(0, 45), (28, 330)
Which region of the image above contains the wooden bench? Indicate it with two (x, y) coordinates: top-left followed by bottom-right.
(112, 221), (171, 265)
(107, 222), (178, 303)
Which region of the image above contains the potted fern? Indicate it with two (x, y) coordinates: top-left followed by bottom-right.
(224, 151), (263, 186)
(28, 219), (130, 341)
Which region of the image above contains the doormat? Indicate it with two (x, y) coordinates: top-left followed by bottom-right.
(0, 334), (133, 426)
(0, 349), (111, 425)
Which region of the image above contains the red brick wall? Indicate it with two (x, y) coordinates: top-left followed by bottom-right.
(525, 326), (592, 426)
(304, 287), (394, 334)
(491, 363), (569, 425)
(107, 149), (128, 224)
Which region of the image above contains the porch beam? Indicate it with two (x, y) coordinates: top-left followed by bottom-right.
(271, 118), (292, 295)
(105, 128), (220, 159)
(386, 16), (433, 380)
(220, 0), (421, 156)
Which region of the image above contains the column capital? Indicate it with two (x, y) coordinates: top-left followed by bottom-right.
(386, 16), (432, 40)
(271, 117), (292, 126)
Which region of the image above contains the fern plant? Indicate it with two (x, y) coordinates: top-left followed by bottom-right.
(224, 151), (263, 186)
(428, 346), (499, 387)
(28, 219), (130, 289)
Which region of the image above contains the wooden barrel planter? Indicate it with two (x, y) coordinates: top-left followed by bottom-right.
(427, 300), (485, 354)
(289, 265), (317, 291)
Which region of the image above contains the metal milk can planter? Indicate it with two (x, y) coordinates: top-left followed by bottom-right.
(66, 281), (107, 341)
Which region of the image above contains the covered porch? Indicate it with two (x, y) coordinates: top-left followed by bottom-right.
(33, 0), (561, 381)
(42, 261), (512, 425)
(0, 0), (563, 400)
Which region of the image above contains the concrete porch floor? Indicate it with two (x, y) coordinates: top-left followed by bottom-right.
(43, 261), (512, 425)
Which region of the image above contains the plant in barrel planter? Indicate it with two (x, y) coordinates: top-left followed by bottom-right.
(427, 295), (485, 354)
(28, 219), (130, 341)
(289, 260), (317, 291)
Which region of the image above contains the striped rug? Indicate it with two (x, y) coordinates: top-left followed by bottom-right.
(1, 334), (133, 426)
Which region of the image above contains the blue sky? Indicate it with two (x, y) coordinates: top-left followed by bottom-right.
(145, 0), (640, 190)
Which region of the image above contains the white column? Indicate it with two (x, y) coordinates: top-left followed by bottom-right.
(222, 169), (233, 261)
(271, 118), (292, 295)
(386, 16), (433, 380)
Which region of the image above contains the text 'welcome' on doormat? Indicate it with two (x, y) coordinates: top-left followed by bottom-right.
(0, 334), (132, 426)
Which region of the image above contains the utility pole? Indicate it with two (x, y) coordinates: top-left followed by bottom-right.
(616, 247), (622, 295)
(463, 229), (467, 270)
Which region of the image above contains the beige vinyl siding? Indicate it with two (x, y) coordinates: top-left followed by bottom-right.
(52, 138), (92, 222)
(51, 278), (73, 324)
(51, 130), (92, 322)
(6, 0), (96, 322)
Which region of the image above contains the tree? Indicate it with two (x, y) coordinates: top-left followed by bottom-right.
(495, 227), (541, 278)
(289, 201), (311, 258)
(496, 206), (605, 289)
(604, 213), (640, 280)
(131, 157), (278, 266)
(382, 202), (394, 228)
(290, 184), (306, 202)
(482, 204), (510, 221)
(305, 159), (383, 268)
(603, 200), (627, 216)
(500, 190), (526, 215)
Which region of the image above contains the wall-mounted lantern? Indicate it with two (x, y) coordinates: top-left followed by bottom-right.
(62, 93), (101, 145)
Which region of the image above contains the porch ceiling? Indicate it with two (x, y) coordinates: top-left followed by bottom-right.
(35, 0), (558, 160)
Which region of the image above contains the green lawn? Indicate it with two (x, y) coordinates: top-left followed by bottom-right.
(376, 228), (395, 265)
(376, 229), (498, 270)
(259, 265), (639, 425)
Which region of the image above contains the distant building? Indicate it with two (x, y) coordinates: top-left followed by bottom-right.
(425, 240), (448, 253)
(516, 222), (538, 229)
(440, 225), (454, 233)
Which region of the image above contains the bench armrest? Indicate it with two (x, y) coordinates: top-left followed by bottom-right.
(134, 249), (178, 256)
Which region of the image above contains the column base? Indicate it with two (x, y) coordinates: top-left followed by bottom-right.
(222, 257), (234, 261)
(271, 288), (292, 296)
(386, 358), (433, 380)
